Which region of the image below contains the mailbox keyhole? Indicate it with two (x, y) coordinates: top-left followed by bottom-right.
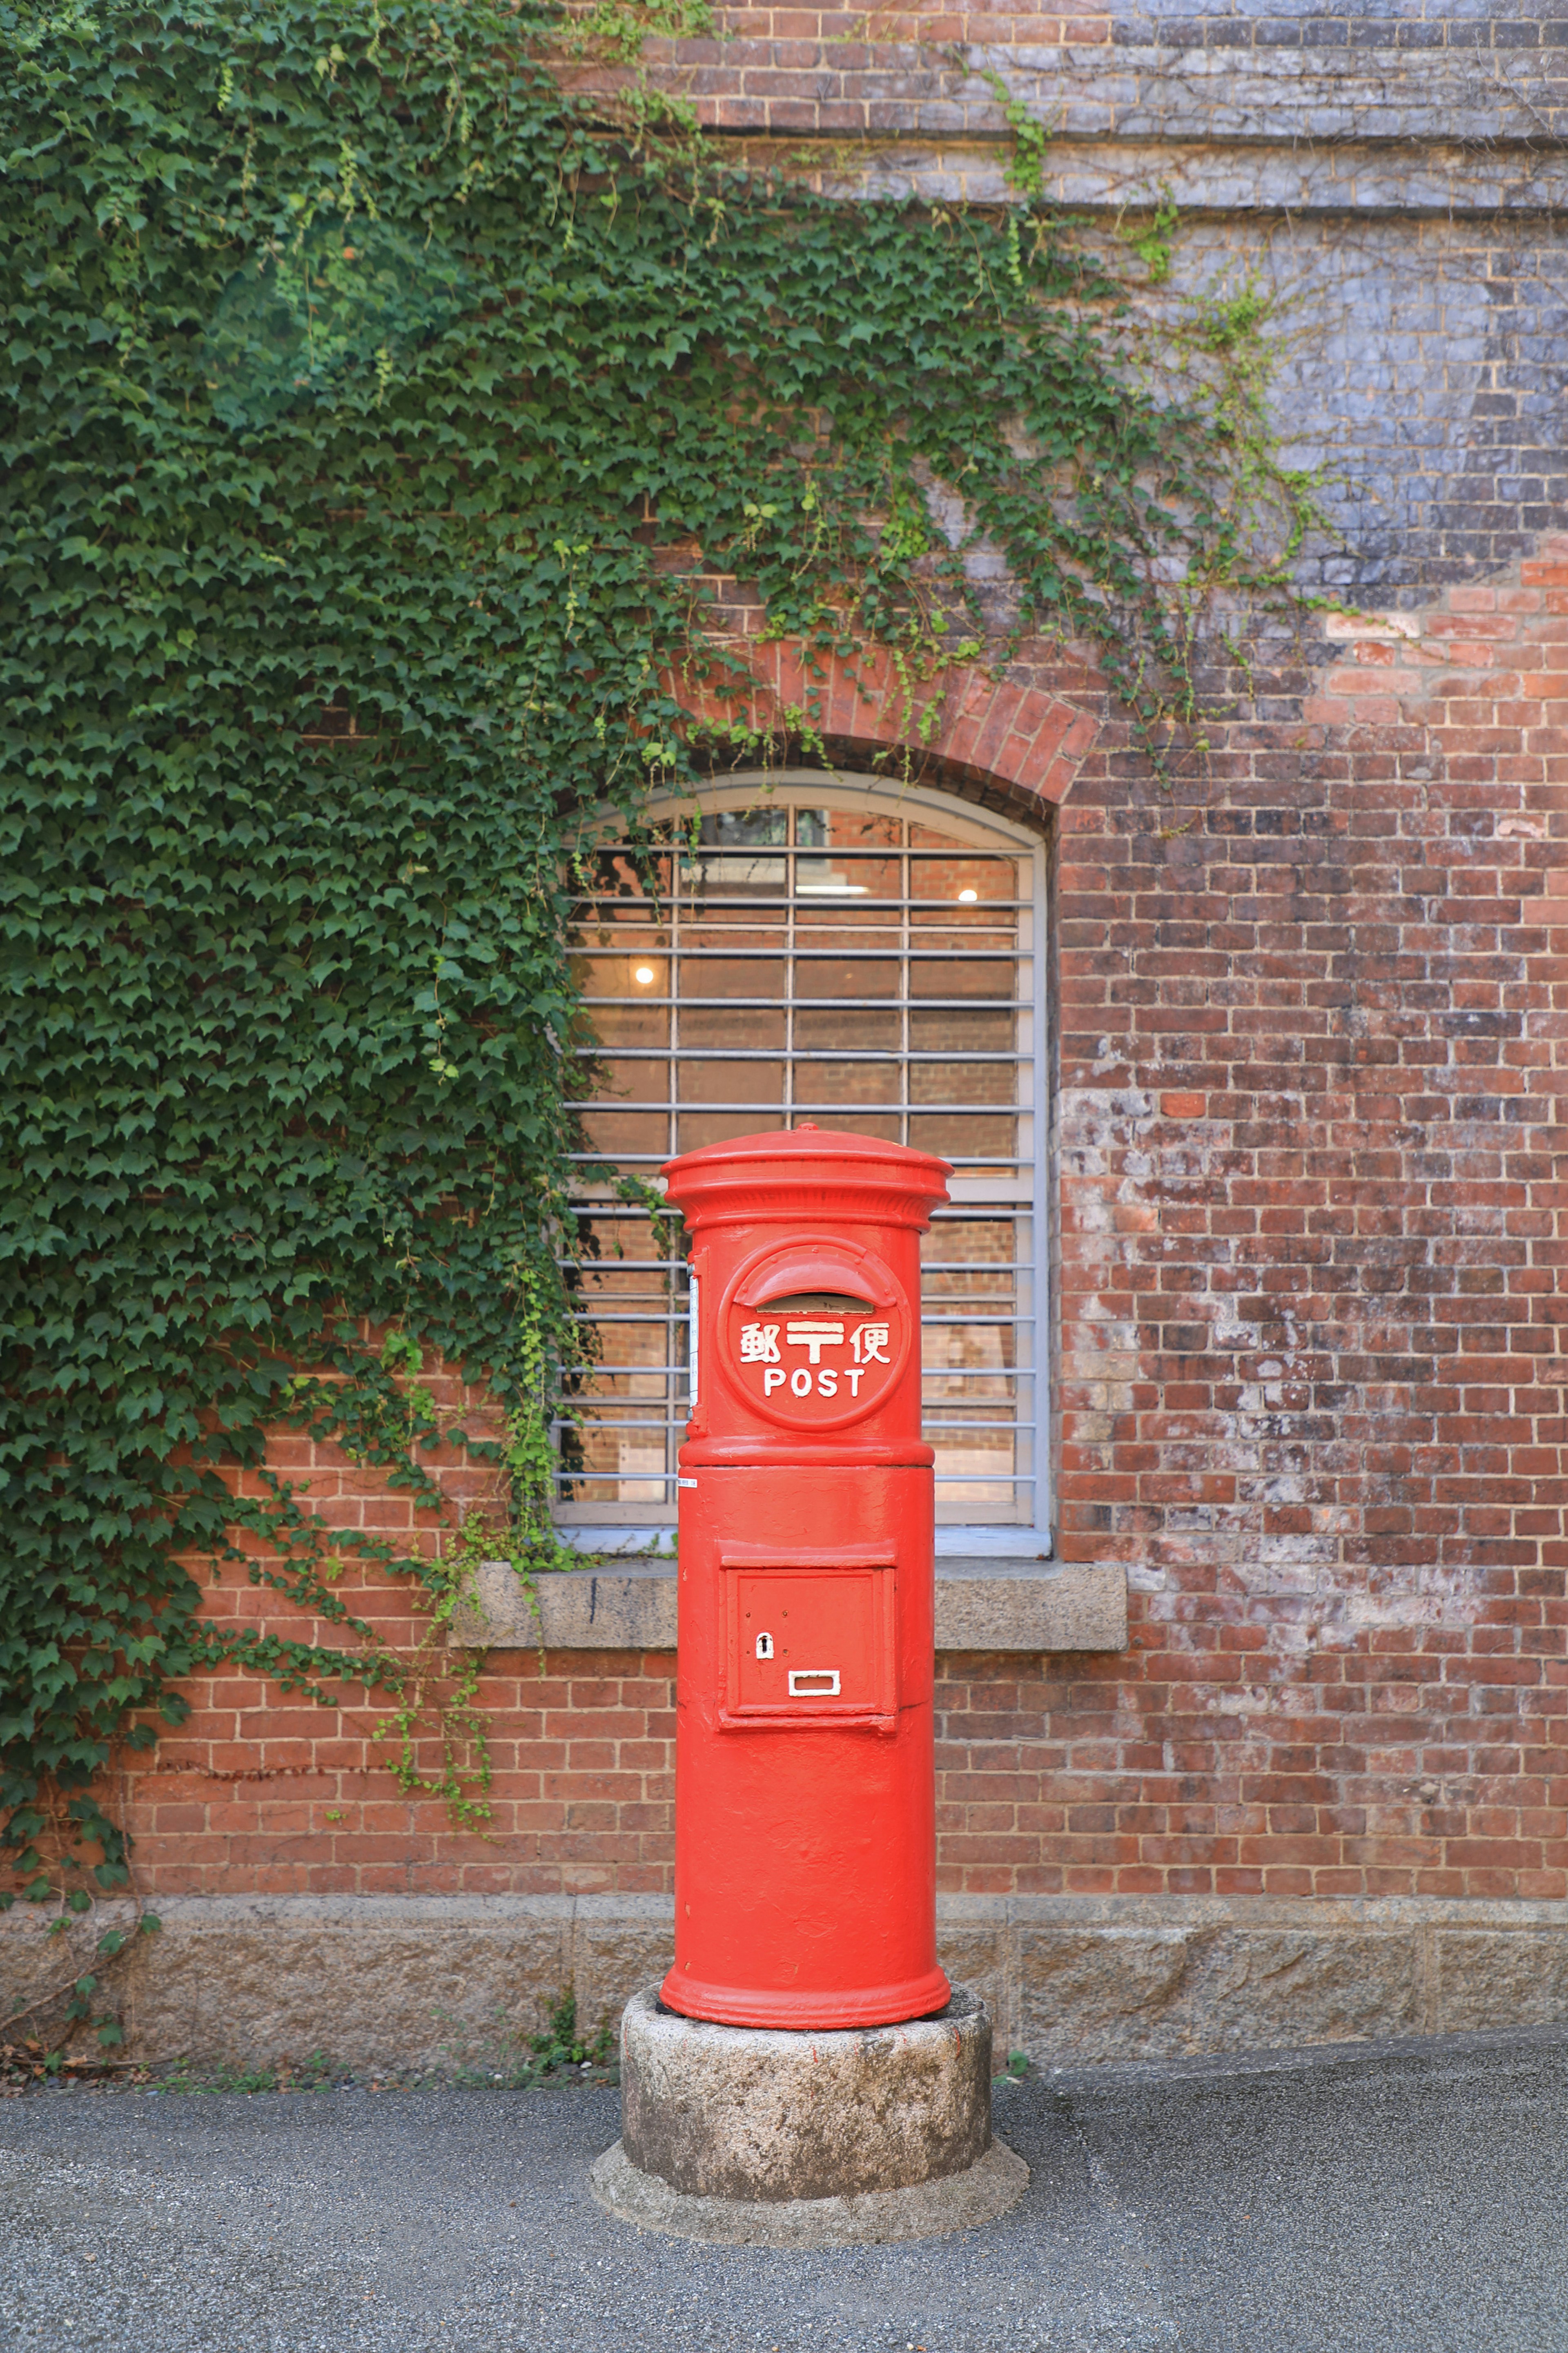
(755, 1631), (773, 1660)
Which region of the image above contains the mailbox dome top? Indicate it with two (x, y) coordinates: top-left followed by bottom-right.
(660, 1124), (950, 1232)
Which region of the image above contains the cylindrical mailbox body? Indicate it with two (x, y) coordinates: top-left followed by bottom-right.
(659, 1125), (951, 2031)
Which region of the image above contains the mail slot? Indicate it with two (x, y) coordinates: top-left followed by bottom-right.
(659, 1124), (951, 2032)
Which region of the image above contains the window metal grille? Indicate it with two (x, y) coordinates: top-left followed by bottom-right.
(558, 775), (1047, 1532)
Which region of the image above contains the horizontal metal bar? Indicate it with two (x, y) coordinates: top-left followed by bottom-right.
(577, 1366), (1029, 1385)
(576, 880), (1027, 894)
(923, 1260), (1033, 1271)
(572, 1396), (1035, 1414)
(574, 1391), (1031, 1416)
(555, 1472), (1036, 1484)
(570, 1325), (1030, 1343)
(556, 1425), (1029, 1442)
(582, 997), (1033, 1013)
(568, 1153), (1027, 1168)
(570, 946), (1026, 961)
(577, 916), (1028, 931)
(573, 1048), (1028, 1064)
(566, 1258), (688, 1270)
(561, 1414), (681, 1425)
(562, 1420), (682, 1432)
(571, 1103), (1023, 1117)
(927, 1312), (1033, 1325)
(566, 1205), (689, 1217)
(576, 1355), (1029, 1374)
(552, 1478), (1038, 1492)
(565, 1198), (1029, 1215)
(566, 1260), (1035, 1277)
(577, 880), (1027, 895)
(570, 1306), (684, 1318)
(570, 1301), (1027, 1315)
(588, 863), (1021, 877)
(643, 888), (1020, 899)
(580, 908), (1020, 920)
(568, 1303), (1028, 1318)
(591, 844), (1019, 856)
(565, 1166), (1027, 1178)
(566, 1266), (1031, 1282)
(924, 1425), (1027, 1434)
(572, 1383), (1033, 1401)
(571, 1312), (686, 1324)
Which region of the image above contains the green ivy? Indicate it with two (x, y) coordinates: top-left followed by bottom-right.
(0, 0), (1314, 1953)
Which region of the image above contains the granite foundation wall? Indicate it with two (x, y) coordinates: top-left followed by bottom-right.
(8, 1894), (1568, 2073)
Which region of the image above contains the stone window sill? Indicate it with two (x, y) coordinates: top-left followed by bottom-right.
(454, 1557), (1127, 1654)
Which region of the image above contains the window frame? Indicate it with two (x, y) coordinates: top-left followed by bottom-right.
(558, 767), (1054, 1557)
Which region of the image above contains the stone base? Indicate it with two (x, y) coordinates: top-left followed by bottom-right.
(588, 1983), (1028, 2246)
(590, 2136), (1029, 2248)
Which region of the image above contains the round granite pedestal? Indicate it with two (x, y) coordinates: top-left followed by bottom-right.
(589, 1984), (1029, 2247)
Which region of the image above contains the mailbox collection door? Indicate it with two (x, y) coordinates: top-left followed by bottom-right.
(659, 1124), (953, 2031)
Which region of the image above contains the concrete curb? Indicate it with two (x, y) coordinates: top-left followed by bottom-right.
(588, 2137), (1029, 2248)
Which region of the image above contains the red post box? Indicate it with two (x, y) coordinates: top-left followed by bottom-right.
(658, 1124), (952, 2031)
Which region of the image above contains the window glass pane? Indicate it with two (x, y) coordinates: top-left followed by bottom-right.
(909, 852), (1016, 902)
(796, 957), (900, 998)
(677, 1107), (786, 1153)
(798, 851), (902, 903)
(690, 955), (786, 1000)
(794, 1007), (900, 1053)
(813, 808), (900, 850)
(706, 807), (789, 848)
(796, 904), (902, 934)
(798, 1065), (902, 1106)
(909, 1005), (1012, 1054)
(677, 1058), (786, 1104)
(564, 792), (1040, 1526)
(910, 1110), (1019, 1164)
(909, 957), (1011, 998)
(679, 1005), (787, 1052)
(577, 1108), (668, 1161)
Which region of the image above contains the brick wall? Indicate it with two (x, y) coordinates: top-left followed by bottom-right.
(104, 1), (1568, 1934)
(115, 540), (1566, 1907)
(1037, 546), (1568, 1902)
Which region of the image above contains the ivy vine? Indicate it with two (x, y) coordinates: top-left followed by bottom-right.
(0, 0), (1317, 2030)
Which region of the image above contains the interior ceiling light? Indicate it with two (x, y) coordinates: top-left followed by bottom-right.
(958, 888), (979, 903)
(633, 964), (656, 985)
(797, 881), (869, 896)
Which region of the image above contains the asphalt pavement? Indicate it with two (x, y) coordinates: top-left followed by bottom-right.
(3, 2025), (1567, 2352)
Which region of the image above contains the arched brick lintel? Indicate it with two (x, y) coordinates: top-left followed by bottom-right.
(665, 641), (1099, 814)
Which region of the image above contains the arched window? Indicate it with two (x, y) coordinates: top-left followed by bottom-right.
(560, 772), (1050, 1550)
